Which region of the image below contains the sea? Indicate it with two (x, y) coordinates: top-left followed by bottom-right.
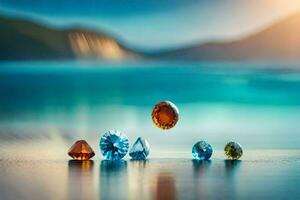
(0, 60), (300, 159)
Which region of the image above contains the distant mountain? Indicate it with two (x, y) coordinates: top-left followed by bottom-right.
(1, 12), (300, 61)
(0, 15), (140, 60)
(154, 12), (300, 61)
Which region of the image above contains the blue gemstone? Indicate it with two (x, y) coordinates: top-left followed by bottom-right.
(100, 130), (129, 160)
(129, 137), (150, 160)
(192, 141), (213, 160)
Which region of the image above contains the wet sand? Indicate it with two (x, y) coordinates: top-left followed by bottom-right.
(1, 150), (300, 200)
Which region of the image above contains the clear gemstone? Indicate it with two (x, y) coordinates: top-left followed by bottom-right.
(100, 130), (129, 160)
(192, 141), (213, 160)
(152, 101), (179, 130)
(224, 142), (243, 160)
(129, 137), (150, 160)
(68, 140), (95, 160)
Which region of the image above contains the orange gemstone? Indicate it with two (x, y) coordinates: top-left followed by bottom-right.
(151, 101), (179, 130)
(68, 140), (95, 160)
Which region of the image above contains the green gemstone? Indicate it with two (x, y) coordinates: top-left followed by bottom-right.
(224, 142), (243, 160)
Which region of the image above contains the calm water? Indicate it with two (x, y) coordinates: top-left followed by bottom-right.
(0, 61), (300, 159)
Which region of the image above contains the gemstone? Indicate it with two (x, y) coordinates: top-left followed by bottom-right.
(68, 140), (95, 160)
(151, 101), (179, 130)
(224, 141), (243, 160)
(129, 137), (150, 160)
(192, 141), (213, 160)
(100, 130), (129, 160)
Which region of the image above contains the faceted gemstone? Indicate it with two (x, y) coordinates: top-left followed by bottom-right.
(100, 130), (129, 160)
(129, 137), (150, 160)
(224, 141), (243, 160)
(68, 140), (95, 160)
(192, 141), (213, 160)
(151, 101), (179, 130)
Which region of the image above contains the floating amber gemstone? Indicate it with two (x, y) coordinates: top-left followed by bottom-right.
(151, 101), (179, 130)
(68, 140), (95, 160)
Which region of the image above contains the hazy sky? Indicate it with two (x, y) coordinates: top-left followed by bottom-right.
(1, 0), (300, 50)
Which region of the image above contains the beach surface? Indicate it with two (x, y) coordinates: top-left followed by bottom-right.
(1, 150), (300, 200)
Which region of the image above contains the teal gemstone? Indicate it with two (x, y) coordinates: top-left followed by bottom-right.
(129, 137), (150, 160)
(99, 130), (129, 161)
(192, 141), (213, 160)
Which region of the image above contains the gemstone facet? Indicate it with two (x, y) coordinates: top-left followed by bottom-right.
(224, 141), (243, 160)
(192, 141), (213, 160)
(68, 140), (95, 160)
(129, 137), (150, 160)
(152, 101), (179, 130)
(100, 130), (129, 160)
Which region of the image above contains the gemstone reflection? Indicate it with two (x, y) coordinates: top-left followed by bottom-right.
(100, 130), (129, 160)
(151, 101), (179, 130)
(224, 142), (243, 160)
(68, 140), (95, 160)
